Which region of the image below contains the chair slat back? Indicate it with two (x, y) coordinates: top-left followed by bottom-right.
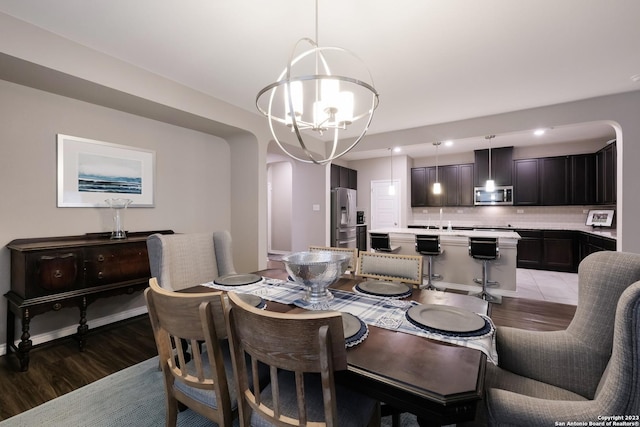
(225, 291), (346, 426)
(356, 251), (424, 286)
(145, 278), (235, 426)
(309, 246), (358, 271)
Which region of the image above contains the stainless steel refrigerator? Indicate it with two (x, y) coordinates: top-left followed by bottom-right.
(331, 187), (357, 248)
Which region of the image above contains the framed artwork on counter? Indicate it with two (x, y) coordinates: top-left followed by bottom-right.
(585, 209), (615, 227)
(57, 134), (155, 207)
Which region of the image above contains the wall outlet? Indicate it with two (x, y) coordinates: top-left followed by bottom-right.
(312, 204), (320, 211)
(457, 209), (463, 213)
(517, 209), (524, 214)
(422, 209), (428, 213)
(583, 209), (589, 213)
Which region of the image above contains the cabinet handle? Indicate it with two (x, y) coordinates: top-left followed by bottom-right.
(54, 270), (62, 279)
(97, 254), (105, 262)
(98, 272), (104, 279)
(53, 303), (62, 311)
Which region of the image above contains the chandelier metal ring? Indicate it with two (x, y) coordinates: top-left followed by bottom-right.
(256, 37), (379, 165)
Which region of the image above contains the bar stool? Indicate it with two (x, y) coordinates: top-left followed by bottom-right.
(415, 234), (443, 290)
(468, 237), (502, 303)
(370, 232), (400, 253)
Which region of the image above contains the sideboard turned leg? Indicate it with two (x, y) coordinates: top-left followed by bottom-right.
(18, 309), (32, 372)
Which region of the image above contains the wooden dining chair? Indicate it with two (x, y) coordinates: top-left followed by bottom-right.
(309, 245), (359, 272)
(145, 277), (236, 427)
(225, 291), (381, 427)
(356, 251), (424, 287)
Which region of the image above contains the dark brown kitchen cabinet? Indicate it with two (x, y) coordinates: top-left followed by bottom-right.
(442, 165), (459, 206)
(4, 230), (173, 371)
(540, 156), (569, 205)
(410, 166), (441, 207)
(516, 229), (578, 272)
(543, 231), (578, 272)
(411, 167), (428, 207)
(458, 163), (474, 206)
(513, 158), (540, 205)
(596, 142), (616, 204)
(579, 232), (616, 262)
(356, 225), (367, 252)
(570, 154), (597, 205)
(411, 164), (473, 207)
(516, 229), (544, 269)
(426, 167), (443, 207)
(474, 146), (513, 187)
(330, 164), (357, 190)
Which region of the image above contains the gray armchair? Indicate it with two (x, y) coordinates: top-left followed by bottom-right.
(146, 231), (237, 291)
(484, 251), (640, 425)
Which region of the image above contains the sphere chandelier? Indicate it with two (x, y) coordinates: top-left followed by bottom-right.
(256, 0), (379, 165)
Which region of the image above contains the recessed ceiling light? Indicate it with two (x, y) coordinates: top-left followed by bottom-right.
(393, 147), (402, 153)
(444, 140), (453, 146)
(534, 129), (546, 136)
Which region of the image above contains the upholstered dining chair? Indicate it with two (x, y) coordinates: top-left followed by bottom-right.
(356, 251), (424, 287)
(309, 245), (359, 272)
(146, 231), (236, 291)
(145, 278), (237, 427)
(224, 291), (381, 427)
(483, 251), (640, 425)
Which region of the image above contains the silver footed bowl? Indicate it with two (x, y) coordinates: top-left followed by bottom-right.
(282, 251), (350, 307)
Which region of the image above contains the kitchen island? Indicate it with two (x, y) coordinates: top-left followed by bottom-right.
(368, 228), (521, 293)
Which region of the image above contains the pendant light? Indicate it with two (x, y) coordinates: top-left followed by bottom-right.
(433, 142), (442, 195)
(256, 0), (379, 165)
(388, 147), (395, 195)
(485, 135), (496, 192)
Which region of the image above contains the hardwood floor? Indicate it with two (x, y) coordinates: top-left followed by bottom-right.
(0, 315), (158, 421)
(0, 279), (577, 422)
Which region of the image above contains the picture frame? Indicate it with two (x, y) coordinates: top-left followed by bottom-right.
(585, 209), (615, 227)
(57, 134), (155, 207)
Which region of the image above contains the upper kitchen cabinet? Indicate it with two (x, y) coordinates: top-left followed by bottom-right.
(330, 164), (357, 190)
(513, 158), (539, 205)
(411, 167), (428, 207)
(411, 163), (473, 207)
(596, 141), (616, 205)
(474, 146), (513, 187)
(514, 155), (571, 205)
(570, 154), (597, 205)
(539, 156), (569, 205)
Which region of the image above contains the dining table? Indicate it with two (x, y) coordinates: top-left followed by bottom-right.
(184, 266), (492, 427)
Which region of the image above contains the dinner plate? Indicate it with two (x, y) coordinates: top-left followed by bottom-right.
(236, 293), (265, 308)
(214, 273), (262, 286)
(224, 293), (265, 309)
(342, 312), (362, 339)
(406, 304), (485, 333)
(356, 280), (412, 297)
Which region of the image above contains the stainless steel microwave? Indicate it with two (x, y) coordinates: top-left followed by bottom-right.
(474, 186), (513, 205)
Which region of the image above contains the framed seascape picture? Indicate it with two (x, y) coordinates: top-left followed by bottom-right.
(585, 209), (615, 227)
(57, 134), (155, 207)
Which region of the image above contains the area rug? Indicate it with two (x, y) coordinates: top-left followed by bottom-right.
(0, 356), (419, 426)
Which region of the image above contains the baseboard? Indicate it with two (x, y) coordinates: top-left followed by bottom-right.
(0, 306), (149, 357)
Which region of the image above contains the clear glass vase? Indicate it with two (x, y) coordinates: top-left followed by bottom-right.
(105, 198), (132, 239)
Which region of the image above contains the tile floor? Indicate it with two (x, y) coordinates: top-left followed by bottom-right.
(513, 268), (579, 305)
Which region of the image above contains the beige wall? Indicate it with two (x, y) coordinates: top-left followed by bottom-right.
(0, 79), (231, 345)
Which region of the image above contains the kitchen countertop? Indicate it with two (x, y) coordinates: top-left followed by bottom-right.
(408, 223), (616, 240)
(371, 227), (521, 240)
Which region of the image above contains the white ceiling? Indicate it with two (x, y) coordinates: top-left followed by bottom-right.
(1, 0), (637, 159)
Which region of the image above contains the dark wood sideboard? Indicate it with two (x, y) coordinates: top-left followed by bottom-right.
(4, 230), (173, 371)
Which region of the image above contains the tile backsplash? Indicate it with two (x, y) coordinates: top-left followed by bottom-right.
(410, 205), (617, 230)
